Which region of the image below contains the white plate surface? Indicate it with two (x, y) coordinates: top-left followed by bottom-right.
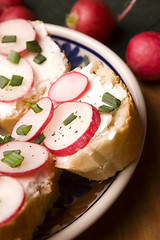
(42, 24), (147, 240)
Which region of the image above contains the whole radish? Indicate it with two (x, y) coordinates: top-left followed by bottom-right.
(66, 0), (115, 42)
(126, 31), (160, 81)
(0, 0), (24, 8)
(66, 0), (137, 42)
(0, 5), (36, 22)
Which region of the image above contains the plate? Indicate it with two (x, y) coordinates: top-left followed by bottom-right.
(0, 23), (147, 240)
(33, 24), (147, 240)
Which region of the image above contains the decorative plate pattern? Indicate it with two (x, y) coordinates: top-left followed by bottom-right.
(33, 24), (146, 240)
(0, 24), (146, 240)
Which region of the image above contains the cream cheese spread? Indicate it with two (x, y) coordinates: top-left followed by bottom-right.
(55, 62), (127, 163)
(0, 21), (68, 120)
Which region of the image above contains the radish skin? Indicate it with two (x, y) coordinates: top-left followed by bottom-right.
(0, 176), (25, 227)
(0, 6), (36, 22)
(126, 31), (160, 81)
(0, 141), (50, 176)
(48, 71), (89, 103)
(0, 19), (36, 55)
(11, 97), (54, 141)
(66, 0), (137, 42)
(43, 101), (101, 156)
(0, 56), (34, 103)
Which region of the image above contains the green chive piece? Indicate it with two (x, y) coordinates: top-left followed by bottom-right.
(83, 55), (90, 66)
(9, 75), (23, 87)
(32, 133), (45, 144)
(102, 92), (121, 109)
(33, 53), (46, 64)
(98, 105), (114, 113)
(0, 75), (10, 89)
(2, 35), (16, 43)
(16, 124), (32, 136)
(7, 49), (21, 64)
(3, 149), (21, 156)
(0, 137), (4, 145)
(63, 113), (77, 126)
(3, 135), (15, 144)
(0, 135), (15, 145)
(1, 151), (24, 168)
(28, 102), (43, 114)
(26, 40), (42, 53)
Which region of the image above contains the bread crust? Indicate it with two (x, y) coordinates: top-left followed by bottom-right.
(0, 160), (60, 240)
(55, 61), (143, 180)
(0, 21), (70, 134)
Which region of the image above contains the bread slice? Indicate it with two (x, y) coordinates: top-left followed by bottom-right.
(0, 156), (60, 240)
(0, 20), (70, 133)
(55, 61), (143, 180)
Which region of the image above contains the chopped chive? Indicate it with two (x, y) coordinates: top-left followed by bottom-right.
(102, 92), (121, 109)
(26, 40), (42, 53)
(7, 49), (21, 64)
(0, 75), (10, 89)
(63, 113), (77, 126)
(33, 53), (46, 64)
(0, 137), (4, 145)
(3, 135), (15, 143)
(2, 35), (16, 43)
(16, 124), (32, 136)
(0, 135), (15, 145)
(28, 102), (43, 114)
(9, 75), (23, 87)
(3, 149), (21, 156)
(83, 55), (90, 66)
(98, 105), (114, 113)
(32, 133), (45, 144)
(1, 150), (24, 168)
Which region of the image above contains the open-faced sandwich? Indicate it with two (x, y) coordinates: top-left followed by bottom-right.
(0, 19), (143, 240)
(0, 19), (70, 133)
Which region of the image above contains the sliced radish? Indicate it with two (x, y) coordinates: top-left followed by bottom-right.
(43, 101), (101, 156)
(0, 56), (34, 102)
(0, 19), (36, 55)
(0, 141), (49, 176)
(0, 176), (25, 227)
(48, 71), (89, 102)
(11, 97), (54, 141)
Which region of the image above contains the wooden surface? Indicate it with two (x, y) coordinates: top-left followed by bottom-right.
(24, 0), (160, 239)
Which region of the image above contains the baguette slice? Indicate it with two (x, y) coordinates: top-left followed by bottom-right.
(55, 61), (143, 181)
(0, 156), (60, 240)
(0, 20), (70, 133)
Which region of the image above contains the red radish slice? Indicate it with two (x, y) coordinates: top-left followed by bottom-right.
(0, 176), (25, 227)
(48, 71), (89, 102)
(0, 19), (36, 55)
(11, 97), (54, 141)
(0, 141), (49, 176)
(43, 101), (101, 156)
(0, 56), (34, 102)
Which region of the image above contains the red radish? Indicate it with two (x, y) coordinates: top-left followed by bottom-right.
(66, 0), (137, 42)
(0, 19), (36, 55)
(66, 0), (115, 42)
(126, 31), (160, 81)
(48, 71), (89, 102)
(0, 6), (4, 15)
(0, 6), (36, 22)
(43, 101), (101, 156)
(0, 56), (34, 102)
(0, 141), (49, 176)
(0, 0), (24, 8)
(0, 176), (25, 227)
(11, 97), (54, 141)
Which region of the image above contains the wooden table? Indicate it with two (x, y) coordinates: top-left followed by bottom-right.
(24, 0), (160, 239)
